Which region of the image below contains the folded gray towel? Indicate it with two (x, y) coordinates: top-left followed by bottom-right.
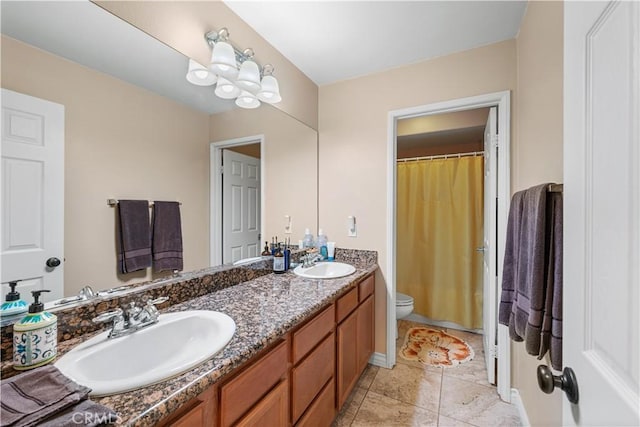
(117, 200), (152, 274)
(0, 365), (90, 427)
(152, 201), (183, 272)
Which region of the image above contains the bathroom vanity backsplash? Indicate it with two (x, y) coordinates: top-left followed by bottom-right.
(0, 263), (272, 361)
(0, 247), (376, 362)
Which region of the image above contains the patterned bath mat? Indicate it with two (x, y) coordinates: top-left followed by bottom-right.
(400, 327), (474, 367)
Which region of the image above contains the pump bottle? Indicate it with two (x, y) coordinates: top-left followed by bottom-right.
(0, 280), (28, 317)
(13, 290), (57, 370)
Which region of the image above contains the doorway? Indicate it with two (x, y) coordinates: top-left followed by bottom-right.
(396, 108), (489, 332)
(1, 89), (65, 303)
(387, 91), (511, 401)
(210, 135), (265, 266)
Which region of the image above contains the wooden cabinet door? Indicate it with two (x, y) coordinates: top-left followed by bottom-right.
(236, 380), (289, 427)
(291, 332), (335, 423)
(336, 310), (358, 409)
(220, 340), (288, 427)
(356, 295), (374, 375)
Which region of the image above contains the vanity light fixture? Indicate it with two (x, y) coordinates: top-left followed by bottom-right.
(185, 27), (282, 109)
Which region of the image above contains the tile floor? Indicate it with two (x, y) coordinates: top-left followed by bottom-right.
(333, 319), (521, 427)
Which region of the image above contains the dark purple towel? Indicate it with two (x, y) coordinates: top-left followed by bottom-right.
(117, 200), (152, 274)
(498, 190), (525, 329)
(539, 191), (563, 370)
(152, 201), (183, 272)
(499, 184), (551, 356)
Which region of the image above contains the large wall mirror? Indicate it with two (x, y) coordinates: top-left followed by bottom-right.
(0, 1), (318, 303)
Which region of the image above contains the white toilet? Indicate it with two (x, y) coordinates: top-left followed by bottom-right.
(395, 292), (414, 338)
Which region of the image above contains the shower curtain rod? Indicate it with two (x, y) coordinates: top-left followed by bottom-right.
(397, 151), (484, 163)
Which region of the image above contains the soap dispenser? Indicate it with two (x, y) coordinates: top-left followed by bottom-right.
(0, 281), (28, 317)
(13, 290), (57, 370)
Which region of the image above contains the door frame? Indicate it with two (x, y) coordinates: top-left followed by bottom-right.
(386, 91), (511, 401)
(210, 135), (265, 266)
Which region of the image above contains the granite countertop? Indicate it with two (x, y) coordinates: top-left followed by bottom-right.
(73, 261), (378, 425)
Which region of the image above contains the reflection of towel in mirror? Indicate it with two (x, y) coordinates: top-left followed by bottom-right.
(117, 200), (152, 274)
(498, 184), (550, 355)
(539, 191), (563, 370)
(152, 201), (183, 272)
(0, 365), (116, 427)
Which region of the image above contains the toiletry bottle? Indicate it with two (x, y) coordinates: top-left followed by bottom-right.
(13, 290), (57, 370)
(273, 243), (285, 274)
(261, 241), (271, 257)
(317, 229), (328, 260)
(302, 228), (314, 248)
(1, 281), (28, 317)
(284, 238), (291, 270)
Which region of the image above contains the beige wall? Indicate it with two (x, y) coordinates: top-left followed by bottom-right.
(512, 2), (564, 425)
(210, 107), (318, 242)
(2, 36), (211, 296)
(318, 40), (517, 353)
(95, 0), (319, 130)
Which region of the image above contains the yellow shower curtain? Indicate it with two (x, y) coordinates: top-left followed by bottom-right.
(396, 155), (484, 329)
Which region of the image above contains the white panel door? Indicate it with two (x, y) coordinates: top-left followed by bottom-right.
(482, 107), (498, 385)
(563, 1), (639, 425)
(1, 89), (64, 303)
(222, 149), (260, 264)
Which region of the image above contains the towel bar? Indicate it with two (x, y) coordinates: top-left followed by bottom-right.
(548, 184), (563, 193)
(107, 199), (182, 207)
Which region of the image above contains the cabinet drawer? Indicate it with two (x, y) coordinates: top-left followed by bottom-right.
(336, 287), (358, 323)
(291, 332), (335, 423)
(295, 378), (335, 427)
(358, 274), (374, 302)
(292, 304), (335, 364)
(220, 340), (288, 427)
(236, 379), (288, 427)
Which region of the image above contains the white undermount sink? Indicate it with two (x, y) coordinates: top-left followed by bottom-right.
(293, 262), (356, 279)
(55, 310), (235, 396)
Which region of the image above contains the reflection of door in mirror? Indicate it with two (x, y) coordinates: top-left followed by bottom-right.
(210, 137), (264, 266)
(1, 89), (64, 303)
(222, 148), (261, 264)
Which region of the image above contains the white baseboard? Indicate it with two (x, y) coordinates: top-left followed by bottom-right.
(510, 388), (530, 427)
(369, 352), (388, 368)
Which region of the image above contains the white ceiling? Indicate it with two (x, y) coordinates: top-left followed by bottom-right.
(2, 1), (527, 114)
(224, 1), (528, 85)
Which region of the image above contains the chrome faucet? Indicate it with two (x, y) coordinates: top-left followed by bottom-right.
(301, 252), (322, 268)
(92, 297), (169, 338)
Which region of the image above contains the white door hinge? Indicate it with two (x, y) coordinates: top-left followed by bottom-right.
(491, 135), (499, 148)
(489, 344), (498, 358)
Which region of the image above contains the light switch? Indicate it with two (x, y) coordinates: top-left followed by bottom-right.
(284, 215), (292, 234)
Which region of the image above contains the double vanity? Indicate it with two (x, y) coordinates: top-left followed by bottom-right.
(0, 250), (377, 426)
